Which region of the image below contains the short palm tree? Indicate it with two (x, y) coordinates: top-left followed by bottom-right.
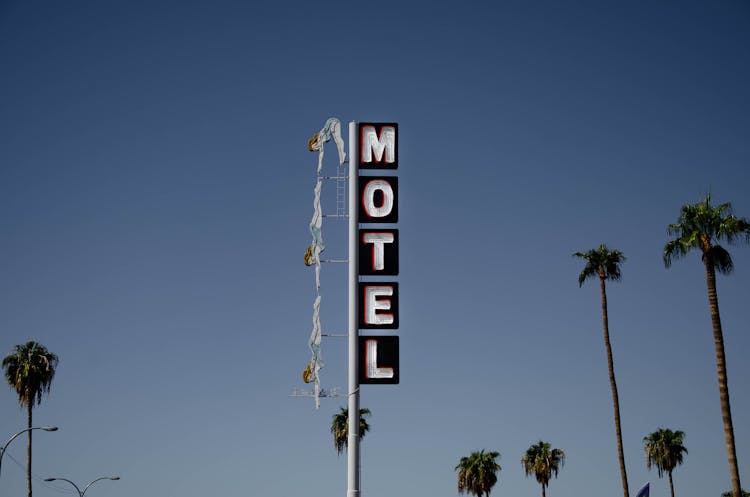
(722, 490), (750, 497)
(455, 450), (501, 497)
(521, 441), (565, 497)
(575, 244), (629, 497)
(2, 341), (59, 497)
(643, 428), (687, 497)
(330, 407), (370, 455)
(664, 194), (750, 497)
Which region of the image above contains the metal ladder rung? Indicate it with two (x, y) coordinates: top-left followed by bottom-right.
(336, 164), (346, 218)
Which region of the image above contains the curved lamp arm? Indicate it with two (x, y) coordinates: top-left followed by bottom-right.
(0, 426), (58, 478)
(45, 477), (83, 497)
(45, 476), (120, 497)
(82, 476), (120, 496)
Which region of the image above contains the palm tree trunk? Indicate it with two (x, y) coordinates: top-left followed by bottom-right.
(542, 483), (547, 497)
(668, 470), (675, 497)
(600, 275), (629, 497)
(27, 398), (32, 497)
(704, 259), (742, 497)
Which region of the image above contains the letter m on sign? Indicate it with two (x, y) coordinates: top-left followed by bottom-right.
(359, 123), (398, 169)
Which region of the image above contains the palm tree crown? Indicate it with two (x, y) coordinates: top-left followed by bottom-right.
(722, 490), (750, 497)
(575, 244), (625, 287)
(522, 441), (565, 497)
(664, 194), (750, 273)
(455, 450), (501, 497)
(3, 341), (59, 408)
(644, 428), (687, 478)
(330, 407), (370, 455)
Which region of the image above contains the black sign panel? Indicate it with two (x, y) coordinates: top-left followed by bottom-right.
(358, 282), (399, 329)
(359, 336), (399, 384)
(358, 123), (398, 169)
(359, 229), (399, 276)
(359, 176), (398, 224)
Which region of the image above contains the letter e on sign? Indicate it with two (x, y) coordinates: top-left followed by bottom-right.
(359, 282), (399, 329)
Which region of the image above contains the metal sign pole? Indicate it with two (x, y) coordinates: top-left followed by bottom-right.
(347, 121), (360, 497)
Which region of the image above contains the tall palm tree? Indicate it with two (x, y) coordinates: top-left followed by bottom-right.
(455, 450), (501, 497)
(575, 244), (629, 497)
(643, 428), (687, 497)
(664, 194), (749, 497)
(2, 341), (59, 497)
(330, 407), (370, 455)
(521, 441), (565, 497)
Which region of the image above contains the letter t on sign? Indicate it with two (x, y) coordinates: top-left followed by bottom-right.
(359, 230), (399, 276)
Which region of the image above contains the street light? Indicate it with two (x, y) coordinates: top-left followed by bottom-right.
(0, 426), (58, 478)
(45, 476), (120, 497)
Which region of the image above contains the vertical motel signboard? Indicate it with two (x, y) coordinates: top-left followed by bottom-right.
(357, 123), (399, 385)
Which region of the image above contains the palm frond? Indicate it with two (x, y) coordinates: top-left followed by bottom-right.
(663, 238), (691, 268)
(330, 407), (371, 455)
(718, 214), (750, 245)
(709, 245), (734, 275)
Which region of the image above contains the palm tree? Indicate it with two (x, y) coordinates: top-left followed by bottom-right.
(521, 441), (565, 497)
(664, 194), (750, 497)
(722, 490), (750, 497)
(455, 450), (501, 497)
(575, 244), (630, 497)
(643, 428), (687, 497)
(2, 341), (59, 497)
(330, 407), (370, 455)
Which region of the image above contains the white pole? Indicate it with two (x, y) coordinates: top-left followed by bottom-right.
(347, 121), (360, 497)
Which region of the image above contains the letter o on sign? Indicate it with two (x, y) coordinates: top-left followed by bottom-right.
(359, 176), (398, 223)
(363, 180), (393, 218)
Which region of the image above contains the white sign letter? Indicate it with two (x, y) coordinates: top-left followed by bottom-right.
(363, 232), (395, 271)
(362, 179), (394, 218)
(365, 339), (394, 379)
(361, 125), (396, 164)
(364, 285), (393, 325)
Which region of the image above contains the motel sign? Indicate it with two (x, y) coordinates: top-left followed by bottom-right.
(357, 123), (399, 385)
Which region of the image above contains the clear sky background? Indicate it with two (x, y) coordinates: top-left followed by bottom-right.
(1, 1), (749, 497)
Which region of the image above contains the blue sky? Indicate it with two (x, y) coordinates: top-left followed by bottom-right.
(1, 1), (749, 497)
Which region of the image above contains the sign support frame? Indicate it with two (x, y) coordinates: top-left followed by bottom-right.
(347, 121), (360, 497)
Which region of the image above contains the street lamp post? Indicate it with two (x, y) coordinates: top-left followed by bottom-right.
(45, 476), (120, 497)
(0, 426), (58, 478)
